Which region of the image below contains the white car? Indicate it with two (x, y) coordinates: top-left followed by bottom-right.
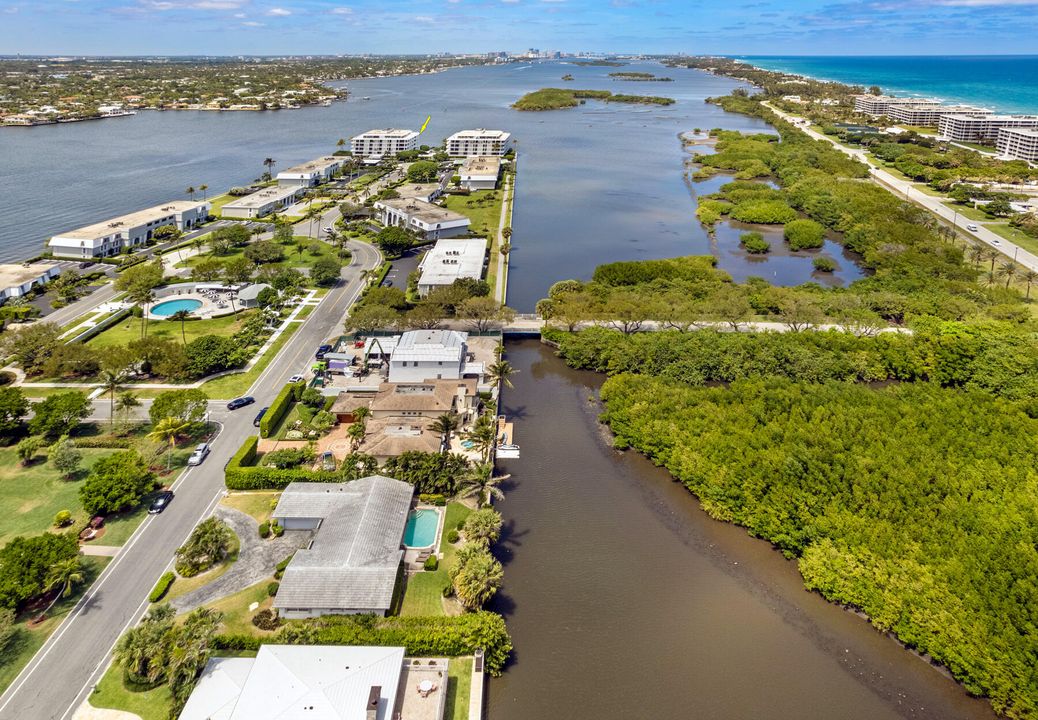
(187, 443), (210, 466)
(288, 374), (305, 384)
(966, 223), (979, 232)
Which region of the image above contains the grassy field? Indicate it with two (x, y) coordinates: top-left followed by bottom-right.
(443, 190), (505, 239)
(444, 657), (474, 720)
(207, 192), (237, 216)
(400, 503), (472, 617)
(198, 318), (302, 399)
(182, 235), (340, 277)
(86, 309), (259, 348)
(89, 661), (172, 720)
(943, 202), (990, 222)
(985, 222), (1038, 258)
(0, 556), (110, 695)
(200, 580), (276, 636)
(220, 492), (279, 524)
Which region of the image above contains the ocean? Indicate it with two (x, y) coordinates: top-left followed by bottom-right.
(741, 56), (1038, 114)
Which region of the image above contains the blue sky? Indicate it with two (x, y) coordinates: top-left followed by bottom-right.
(1, 0), (1038, 55)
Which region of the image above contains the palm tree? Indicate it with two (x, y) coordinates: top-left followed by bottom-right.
(1022, 269), (1038, 300)
(485, 360), (516, 389)
(167, 608), (221, 714)
(185, 186), (195, 201)
(427, 412), (460, 453)
(458, 463), (509, 508)
(98, 367), (128, 426)
(148, 416), (191, 470)
(199, 183), (208, 200)
(451, 550), (503, 610)
(336, 138), (346, 149)
(347, 421), (366, 451)
(169, 309), (192, 345)
(984, 247), (1000, 272)
(462, 413), (498, 463)
(997, 260), (1018, 289)
(967, 245), (984, 267)
(499, 241), (511, 257)
(41, 558), (85, 616)
(982, 270), (999, 288)
(263, 157), (276, 180)
(116, 391), (141, 424)
(115, 604), (174, 683)
(501, 226), (512, 241)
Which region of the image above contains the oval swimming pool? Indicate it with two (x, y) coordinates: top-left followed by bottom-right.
(151, 298), (202, 317)
(403, 508), (439, 548)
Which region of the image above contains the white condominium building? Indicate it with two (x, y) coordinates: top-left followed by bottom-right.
(416, 237), (487, 297)
(938, 114), (1038, 143)
(350, 128), (419, 157)
(886, 104), (988, 127)
(854, 95), (940, 117)
(48, 200), (209, 259)
(276, 156), (343, 187)
(447, 129), (513, 156)
(373, 198), (470, 241)
(221, 185), (306, 219)
(458, 156), (501, 191)
(997, 127), (1038, 163)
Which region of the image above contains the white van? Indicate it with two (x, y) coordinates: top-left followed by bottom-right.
(966, 223), (978, 232)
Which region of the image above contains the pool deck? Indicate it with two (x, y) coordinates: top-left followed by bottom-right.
(147, 289), (238, 320)
(403, 505), (445, 572)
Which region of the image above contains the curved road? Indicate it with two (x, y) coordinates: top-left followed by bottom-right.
(0, 226), (381, 720)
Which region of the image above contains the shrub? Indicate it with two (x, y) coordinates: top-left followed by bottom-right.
(784, 218), (826, 250)
(728, 200), (797, 224)
(79, 451), (157, 516)
(456, 519), (466, 531)
(53, 510), (72, 527)
(251, 609), (281, 631)
(262, 448), (312, 468)
(447, 529), (460, 544)
(418, 493), (447, 506)
(271, 522), (284, 537)
(274, 554), (293, 580)
(739, 232), (771, 254)
(175, 517), (234, 577)
(149, 571), (175, 602)
(813, 257), (837, 272)
(260, 381), (304, 438)
(423, 556), (439, 571)
(258, 521), (270, 539)
(267, 581), (280, 597)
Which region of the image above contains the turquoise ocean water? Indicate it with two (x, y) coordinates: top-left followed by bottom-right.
(742, 56), (1038, 114)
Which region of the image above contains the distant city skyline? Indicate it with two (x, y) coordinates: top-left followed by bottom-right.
(1, 0), (1037, 56)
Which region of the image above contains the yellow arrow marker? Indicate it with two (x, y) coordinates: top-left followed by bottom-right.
(419, 115), (431, 134)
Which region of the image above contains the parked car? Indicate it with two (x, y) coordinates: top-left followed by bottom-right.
(315, 344), (333, 359)
(254, 407), (269, 428)
(966, 223), (979, 231)
(149, 491), (174, 514)
(288, 374), (305, 384)
(227, 396), (255, 411)
(187, 443), (210, 466)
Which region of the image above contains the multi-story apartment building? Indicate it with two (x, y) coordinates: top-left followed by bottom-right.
(886, 104), (988, 127)
(350, 128), (419, 157)
(997, 127), (1038, 163)
(276, 156), (343, 187)
(854, 95), (940, 117)
(446, 129), (513, 156)
(48, 201), (209, 259)
(938, 114), (1038, 143)
(221, 185), (306, 219)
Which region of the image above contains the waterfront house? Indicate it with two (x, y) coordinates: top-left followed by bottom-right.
(0, 262), (61, 302)
(373, 198), (470, 241)
(48, 200), (210, 259)
(351, 128), (419, 157)
(447, 129), (513, 157)
(416, 237), (487, 296)
(271, 476), (413, 618)
(384, 329), (485, 385)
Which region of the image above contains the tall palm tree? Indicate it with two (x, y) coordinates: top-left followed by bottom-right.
(967, 245), (984, 267)
(148, 416), (191, 470)
(486, 360), (516, 389)
(1022, 269), (1038, 300)
(169, 309), (192, 345)
(458, 462), (509, 508)
(427, 412), (460, 453)
(116, 391), (140, 424)
(185, 186), (196, 201)
(263, 157), (276, 180)
(997, 260), (1018, 289)
(98, 367), (128, 426)
(199, 183), (208, 200)
(42, 558), (85, 616)
(462, 413), (498, 463)
(336, 138), (346, 149)
(115, 605), (174, 683)
(982, 270), (999, 288)
(985, 247), (1000, 272)
(347, 421), (366, 451)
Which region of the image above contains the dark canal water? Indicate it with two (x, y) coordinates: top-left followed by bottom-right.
(488, 339), (996, 720)
(0, 60), (856, 308)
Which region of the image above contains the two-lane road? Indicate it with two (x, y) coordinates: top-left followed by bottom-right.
(0, 236), (381, 720)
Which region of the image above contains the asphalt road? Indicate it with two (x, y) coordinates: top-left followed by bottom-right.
(762, 102), (1038, 273)
(0, 234), (382, 720)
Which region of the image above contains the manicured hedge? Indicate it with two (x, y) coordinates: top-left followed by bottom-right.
(149, 571), (175, 603)
(224, 435), (339, 489)
(213, 611), (512, 675)
(259, 381), (305, 438)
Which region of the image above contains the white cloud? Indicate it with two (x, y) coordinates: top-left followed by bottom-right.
(139, 0), (243, 9)
(266, 6), (291, 15)
(330, 5), (352, 13)
(242, 20), (264, 25)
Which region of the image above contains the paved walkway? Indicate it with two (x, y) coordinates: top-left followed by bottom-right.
(71, 701), (141, 720)
(170, 506), (309, 613)
(494, 172), (514, 305)
(79, 545), (121, 558)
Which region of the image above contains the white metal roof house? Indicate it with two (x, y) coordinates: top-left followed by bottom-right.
(178, 645), (407, 720)
(272, 476), (414, 619)
(373, 198), (470, 242)
(416, 238), (487, 297)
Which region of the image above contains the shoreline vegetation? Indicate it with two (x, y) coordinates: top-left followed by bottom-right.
(608, 72), (673, 82)
(512, 87), (675, 111)
(535, 58), (1038, 718)
(0, 55), (491, 126)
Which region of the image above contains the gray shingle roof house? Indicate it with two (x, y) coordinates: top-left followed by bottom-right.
(272, 476), (414, 619)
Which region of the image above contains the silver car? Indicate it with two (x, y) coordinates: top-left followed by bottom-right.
(187, 443), (210, 466)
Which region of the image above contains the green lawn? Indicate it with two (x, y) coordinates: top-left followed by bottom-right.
(221, 492), (279, 524)
(183, 236), (340, 279)
(444, 657), (474, 720)
(199, 580), (276, 636)
(0, 446), (120, 545)
(89, 661), (172, 720)
(443, 190), (505, 239)
(943, 202), (990, 222)
(400, 503), (472, 617)
(985, 222), (1038, 258)
(86, 309), (260, 348)
(0, 556), (110, 695)
(207, 192), (237, 216)
(199, 318), (302, 399)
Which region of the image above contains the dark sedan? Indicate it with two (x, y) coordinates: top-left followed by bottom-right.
(227, 396), (256, 411)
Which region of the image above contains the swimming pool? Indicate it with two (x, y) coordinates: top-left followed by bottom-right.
(151, 298), (202, 317)
(403, 508), (440, 548)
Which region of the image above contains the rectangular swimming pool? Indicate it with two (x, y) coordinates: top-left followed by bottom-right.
(403, 508), (440, 548)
